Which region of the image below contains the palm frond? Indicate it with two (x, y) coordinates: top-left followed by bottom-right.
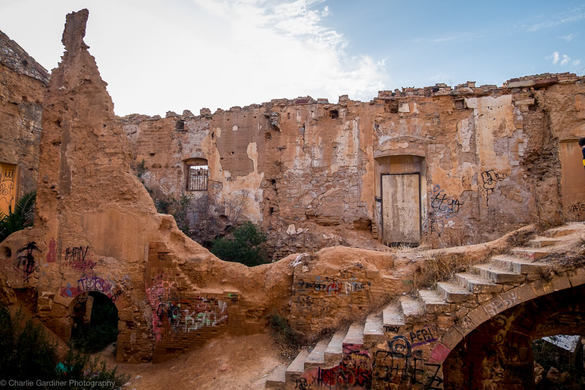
(0, 191), (36, 242)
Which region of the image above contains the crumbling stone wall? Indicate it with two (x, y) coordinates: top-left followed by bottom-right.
(0, 31), (48, 214)
(125, 75), (585, 253)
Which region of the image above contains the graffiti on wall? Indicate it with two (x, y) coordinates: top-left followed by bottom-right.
(60, 275), (127, 302)
(146, 277), (229, 342)
(59, 244), (126, 302)
(430, 185), (463, 218)
(425, 185), (464, 239)
(15, 241), (40, 283)
(372, 330), (443, 389)
(481, 169), (506, 194)
(295, 276), (371, 296)
(296, 344), (372, 389)
(569, 201), (585, 220)
(64, 246), (96, 273)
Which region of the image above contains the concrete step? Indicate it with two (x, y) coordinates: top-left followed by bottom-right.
(418, 289), (449, 313)
(363, 312), (385, 345)
(455, 272), (502, 293)
(324, 329), (345, 366)
(383, 302), (405, 332)
(491, 255), (549, 274)
(265, 365), (286, 389)
(304, 339), (329, 370)
(285, 349), (310, 383)
(437, 281), (472, 303)
(400, 295), (424, 320)
(473, 263), (525, 284)
(528, 237), (564, 248)
(343, 322), (364, 346)
(546, 225), (580, 238)
(510, 247), (553, 261)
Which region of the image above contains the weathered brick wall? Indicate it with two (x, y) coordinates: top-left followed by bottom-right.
(124, 75), (585, 253)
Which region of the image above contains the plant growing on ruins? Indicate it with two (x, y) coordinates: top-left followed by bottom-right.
(150, 194), (191, 235)
(269, 313), (303, 358)
(0, 191), (35, 242)
(222, 191), (249, 225)
(210, 222), (268, 266)
(136, 159), (146, 179)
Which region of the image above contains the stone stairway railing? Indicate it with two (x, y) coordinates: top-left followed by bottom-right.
(265, 222), (585, 389)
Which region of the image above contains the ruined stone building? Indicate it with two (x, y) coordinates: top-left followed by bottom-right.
(125, 72), (585, 258)
(1, 9), (585, 390)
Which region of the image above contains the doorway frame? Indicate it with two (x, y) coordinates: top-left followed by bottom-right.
(380, 172), (422, 247)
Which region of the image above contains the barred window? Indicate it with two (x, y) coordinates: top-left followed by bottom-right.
(186, 159), (208, 191)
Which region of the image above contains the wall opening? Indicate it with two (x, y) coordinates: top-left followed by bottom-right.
(185, 158), (208, 191)
(70, 291), (118, 353)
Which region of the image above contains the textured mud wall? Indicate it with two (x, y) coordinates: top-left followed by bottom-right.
(126, 75), (585, 253)
(0, 31), (48, 213)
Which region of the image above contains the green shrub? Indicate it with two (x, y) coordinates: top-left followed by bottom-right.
(210, 222), (268, 266)
(269, 313), (297, 344)
(0, 191), (35, 242)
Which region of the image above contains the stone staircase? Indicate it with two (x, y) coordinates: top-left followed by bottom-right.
(265, 223), (585, 389)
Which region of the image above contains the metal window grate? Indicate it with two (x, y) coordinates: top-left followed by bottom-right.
(188, 165), (208, 191)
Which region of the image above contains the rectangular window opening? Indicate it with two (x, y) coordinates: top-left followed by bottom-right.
(187, 164), (208, 191)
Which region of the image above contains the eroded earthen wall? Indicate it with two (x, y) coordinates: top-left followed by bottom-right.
(0, 31), (48, 214)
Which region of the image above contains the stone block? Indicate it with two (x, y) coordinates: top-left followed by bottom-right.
(551, 274), (571, 292)
(568, 268), (585, 287)
(507, 80), (535, 88)
(440, 327), (464, 350)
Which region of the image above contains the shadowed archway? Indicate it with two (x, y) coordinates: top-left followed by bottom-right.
(70, 291), (119, 353)
(443, 284), (585, 389)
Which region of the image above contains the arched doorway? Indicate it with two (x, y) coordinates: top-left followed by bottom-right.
(443, 285), (585, 389)
(70, 291), (118, 353)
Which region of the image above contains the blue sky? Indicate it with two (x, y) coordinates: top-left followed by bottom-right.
(0, 0), (584, 116)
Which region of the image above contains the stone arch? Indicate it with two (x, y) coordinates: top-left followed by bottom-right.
(433, 268), (585, 381)
(442, 282), (585, 388)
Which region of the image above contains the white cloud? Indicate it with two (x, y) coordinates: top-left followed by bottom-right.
(548, 51), (581, 67)
(525, 6), (585, 32)
(552, 51), (560, 64)
(561, 33), (576, 41)
(0, 0), (388, 116)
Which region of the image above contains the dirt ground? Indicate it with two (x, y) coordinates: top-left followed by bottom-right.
(98, 333), (286, 390)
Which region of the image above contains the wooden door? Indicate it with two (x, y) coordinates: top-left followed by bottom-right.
(382, 174), (420, 246)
